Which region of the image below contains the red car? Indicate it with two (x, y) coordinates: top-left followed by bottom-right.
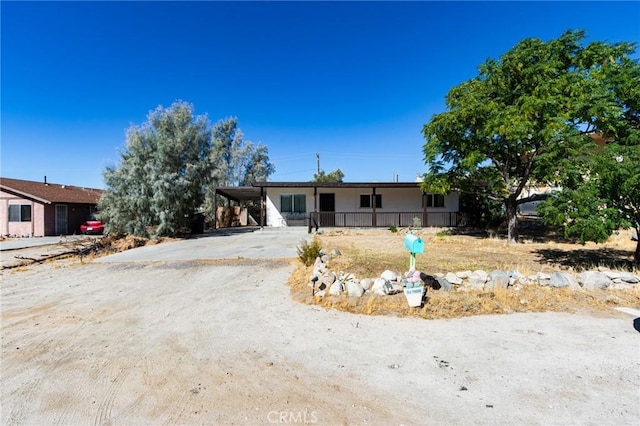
(80, 216), (104, 235)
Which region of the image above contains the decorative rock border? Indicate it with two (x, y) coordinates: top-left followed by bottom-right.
(310, 251), (640, 298)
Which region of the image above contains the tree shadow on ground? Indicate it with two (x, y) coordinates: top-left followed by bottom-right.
(441, 217), (574, 244)
(534, 247), (636, 272)
(192, 226), (260, 239)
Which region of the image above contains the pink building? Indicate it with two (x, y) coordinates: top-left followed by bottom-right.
(0, 177), (103, 237)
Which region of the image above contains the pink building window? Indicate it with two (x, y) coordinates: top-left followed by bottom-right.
(8, 205), (31, 222)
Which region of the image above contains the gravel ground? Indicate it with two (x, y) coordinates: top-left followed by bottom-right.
(1, 241), (639, 425)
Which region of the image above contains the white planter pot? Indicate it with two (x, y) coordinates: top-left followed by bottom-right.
(404, 286), (424, 307)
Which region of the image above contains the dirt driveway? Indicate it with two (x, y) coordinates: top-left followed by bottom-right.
(1, 229), (639, 425)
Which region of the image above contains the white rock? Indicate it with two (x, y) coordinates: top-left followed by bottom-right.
(345, 280), (364, 297)
(619, 273), (640, 284)
(579, 271), (612, 289)
(468, 272), (487, 290)
(313, 262), (327, 275)
(371, 278), (387, 295)
(603, 271), (622, 280)
(487, 270), (510, 289)
(381, 270), (398, 281)
(473, 270), (489, 281)
(343, 272), (357, 282)
(329, 281), (343, 296)
(360, 278), (374, 291)
(445, 272), (463, 285)
(384, 282), (403, 295)
(537, 272), (552, 280)
(321, 272), (336, 287)
(610, 283), (634, 290)
(456, 270), (473, 279)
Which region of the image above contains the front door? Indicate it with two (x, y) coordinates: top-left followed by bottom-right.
(319, 193), (335, 227)
(55, 205), (68, 235)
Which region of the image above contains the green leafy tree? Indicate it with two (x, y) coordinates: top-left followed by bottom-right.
(422, 30), (636, 243)
(313, 169), (345, 182)
(538, 59), (640, 266)
(538, 144), (639, 264)
(99, 101), (212, 237)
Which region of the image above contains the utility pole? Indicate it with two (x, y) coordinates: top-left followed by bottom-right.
(316, 153), (320, 175)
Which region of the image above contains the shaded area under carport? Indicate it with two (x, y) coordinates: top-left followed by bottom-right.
(214, 186), (264, 228)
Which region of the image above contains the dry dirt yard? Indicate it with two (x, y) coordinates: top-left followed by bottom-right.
(1, 230), (639, 425)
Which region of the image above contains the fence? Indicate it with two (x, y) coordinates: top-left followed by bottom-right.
(307, 211), (460, 230)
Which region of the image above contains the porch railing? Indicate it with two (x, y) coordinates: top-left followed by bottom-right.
(307, 211), (460, 231)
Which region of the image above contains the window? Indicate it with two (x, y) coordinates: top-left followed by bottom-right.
(8, 204), (32, 222)
(424, 194), (445, 208)
(359, 194), (382, 208)
(280, 194), (306, 213)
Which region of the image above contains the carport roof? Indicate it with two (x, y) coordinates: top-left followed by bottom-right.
(253, 181), (422, 189)
(215, 186), (262, 202)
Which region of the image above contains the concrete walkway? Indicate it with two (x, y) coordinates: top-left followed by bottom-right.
(94, 227), (311, 262)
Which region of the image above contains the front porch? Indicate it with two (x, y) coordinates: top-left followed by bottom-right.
(215, 182), (461, 230)
(307, 211), (461, 230)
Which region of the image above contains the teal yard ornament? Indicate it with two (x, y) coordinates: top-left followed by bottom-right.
(403, 233), (426, 307)
(404, 233), (424, 270)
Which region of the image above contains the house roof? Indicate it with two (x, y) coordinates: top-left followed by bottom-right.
(0, 177), (104, 204)
(253, 181), (422, 189)
(214, 181), (425, 202)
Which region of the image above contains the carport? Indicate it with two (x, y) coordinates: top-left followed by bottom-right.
(214, 186), (264, 228)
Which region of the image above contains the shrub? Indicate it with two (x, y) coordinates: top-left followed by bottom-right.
(389, 225), (398, 233)
(297, 236), (322, 266)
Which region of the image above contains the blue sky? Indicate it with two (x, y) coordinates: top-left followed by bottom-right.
(2, 1), (639, 189)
